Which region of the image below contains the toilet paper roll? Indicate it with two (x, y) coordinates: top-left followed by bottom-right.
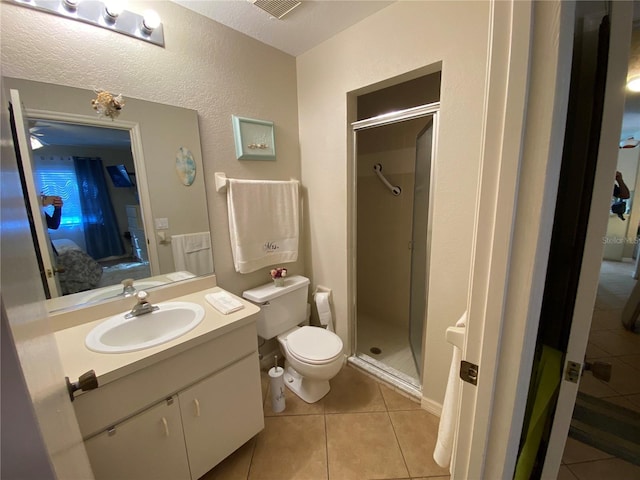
(268, 366), (286, 413)
(315, 292), (333, 332)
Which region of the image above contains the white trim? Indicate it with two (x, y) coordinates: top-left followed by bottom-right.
(9, 91), (61, 297)
(453, 1), (534, 477)
(351, 102), (441, 131)
(483, 1), (576, 477)
(23, 108), (161, 277)
(421, 396), (442, 417)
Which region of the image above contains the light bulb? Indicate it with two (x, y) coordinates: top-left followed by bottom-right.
(62, 0), (79, 11)
(104, 0), (125, 19)
(142, 9), (161, 33)
(627, 76), (640, 92)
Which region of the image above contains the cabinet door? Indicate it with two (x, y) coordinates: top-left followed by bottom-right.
(84, 397), (190, 480)
(179, 353), (264, 479)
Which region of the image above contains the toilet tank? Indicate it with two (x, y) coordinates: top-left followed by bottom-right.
(242, 275), (310, 339)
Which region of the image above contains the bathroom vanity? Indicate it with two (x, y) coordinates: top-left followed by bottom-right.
(53, 286), (264, 480)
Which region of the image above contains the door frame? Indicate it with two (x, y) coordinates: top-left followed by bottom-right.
(10, 89), (63, 297)
(454, 1), (633, 478)
(452, 1), (580, 477)
(350, 102), (440, 393)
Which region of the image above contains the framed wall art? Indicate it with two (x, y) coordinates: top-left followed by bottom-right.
(232, 115), (276, 160)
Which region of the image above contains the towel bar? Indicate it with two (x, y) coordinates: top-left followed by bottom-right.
(214, 172), (299, 193)
(215, 172), (229, 192)
(445, 326), (465, 349)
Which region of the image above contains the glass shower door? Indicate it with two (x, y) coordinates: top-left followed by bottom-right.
(408, 118), (435, 377)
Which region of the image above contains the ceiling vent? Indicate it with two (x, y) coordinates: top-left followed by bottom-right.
(251, 0), (301, 19)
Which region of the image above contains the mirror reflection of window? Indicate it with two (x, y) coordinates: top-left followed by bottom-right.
(36, 155), (85, 249)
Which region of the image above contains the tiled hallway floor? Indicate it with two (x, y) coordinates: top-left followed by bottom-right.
(558, 259), (640, 480)
(203, 365), (450, 480)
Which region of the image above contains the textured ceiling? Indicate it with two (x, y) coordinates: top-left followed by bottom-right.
(171, 0), (394, 57)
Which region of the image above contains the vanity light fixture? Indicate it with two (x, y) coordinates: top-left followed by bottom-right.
(10, 0), (164, 47)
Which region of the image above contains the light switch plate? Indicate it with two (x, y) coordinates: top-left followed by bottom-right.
(155, 218), (169, 230)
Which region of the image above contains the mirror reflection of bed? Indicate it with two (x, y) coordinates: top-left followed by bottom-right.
(51, 238), (151, 292)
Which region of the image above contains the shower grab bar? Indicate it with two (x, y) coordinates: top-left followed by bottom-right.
(373, 164), (401, 196)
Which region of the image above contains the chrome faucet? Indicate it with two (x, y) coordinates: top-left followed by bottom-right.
(121, 278), (137, 297)
(125, 291), (159, 318)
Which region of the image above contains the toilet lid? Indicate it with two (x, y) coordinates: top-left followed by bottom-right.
(286, 326), (343, 364)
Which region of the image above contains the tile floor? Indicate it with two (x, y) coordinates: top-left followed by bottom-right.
(559, 259), (640, 480)
(203, 259), (640, 480)
(202, 365), (450, 480)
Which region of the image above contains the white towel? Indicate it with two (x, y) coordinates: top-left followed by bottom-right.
(227, 179), (299, 274)
(165, 271), (196, 281)
(433, 312), (467, 470)
(171, 232), (213, 276)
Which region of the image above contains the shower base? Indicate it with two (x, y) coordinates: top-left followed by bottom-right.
(356, 312), (420, 380)
(348, 355), (421, 400)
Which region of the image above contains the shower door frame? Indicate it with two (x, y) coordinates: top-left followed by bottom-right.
(349, 102), (440, 394)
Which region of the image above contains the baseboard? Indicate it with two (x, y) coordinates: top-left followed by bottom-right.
(421, 396), (442, 417)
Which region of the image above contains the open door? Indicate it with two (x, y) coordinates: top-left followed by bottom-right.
(539, 3), (632, 477)
(408, 117), (436, 378)
(451, 2), (632, 479)
(9, 89), (62, 297)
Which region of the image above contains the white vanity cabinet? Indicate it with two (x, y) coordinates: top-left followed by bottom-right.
(84, 396), (190, 480)
(179, 354), (264, 480)
(73, 321), (264, 480)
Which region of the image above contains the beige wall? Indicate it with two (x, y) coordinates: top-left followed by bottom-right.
(1, 0), (303, 295)
(297, 1), (491, 403)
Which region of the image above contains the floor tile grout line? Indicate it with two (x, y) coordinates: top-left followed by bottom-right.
(384, 384), (412, 479)
(323, 408), (330, 480)
(245, 437), (258, 480)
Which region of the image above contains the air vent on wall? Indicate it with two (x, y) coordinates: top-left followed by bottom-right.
(251, 0), (301, 19)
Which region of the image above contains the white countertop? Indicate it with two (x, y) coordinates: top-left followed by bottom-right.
(46, 272), (183, 313)
(55, 287), (260, 386)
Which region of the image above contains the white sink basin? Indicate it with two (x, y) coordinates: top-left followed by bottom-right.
(81, 281), (167, 303)
(85, 302), (205, 354)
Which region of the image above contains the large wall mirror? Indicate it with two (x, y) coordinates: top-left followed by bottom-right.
(6, 77), (214, 313)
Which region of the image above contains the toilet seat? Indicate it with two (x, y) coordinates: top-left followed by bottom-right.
(284, 326), (343, 365)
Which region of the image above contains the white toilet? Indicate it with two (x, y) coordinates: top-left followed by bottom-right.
(243, 275), (344, 403)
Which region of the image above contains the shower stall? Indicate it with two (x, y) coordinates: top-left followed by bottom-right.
(350, 103), (439, 394)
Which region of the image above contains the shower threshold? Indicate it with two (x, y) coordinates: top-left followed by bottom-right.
(348, 354), (421, 400)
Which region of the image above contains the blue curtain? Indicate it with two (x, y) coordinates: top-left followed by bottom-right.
(73, 157), (124, 259)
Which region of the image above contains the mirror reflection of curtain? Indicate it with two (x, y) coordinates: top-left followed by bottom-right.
(73, 157), (124, 259)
